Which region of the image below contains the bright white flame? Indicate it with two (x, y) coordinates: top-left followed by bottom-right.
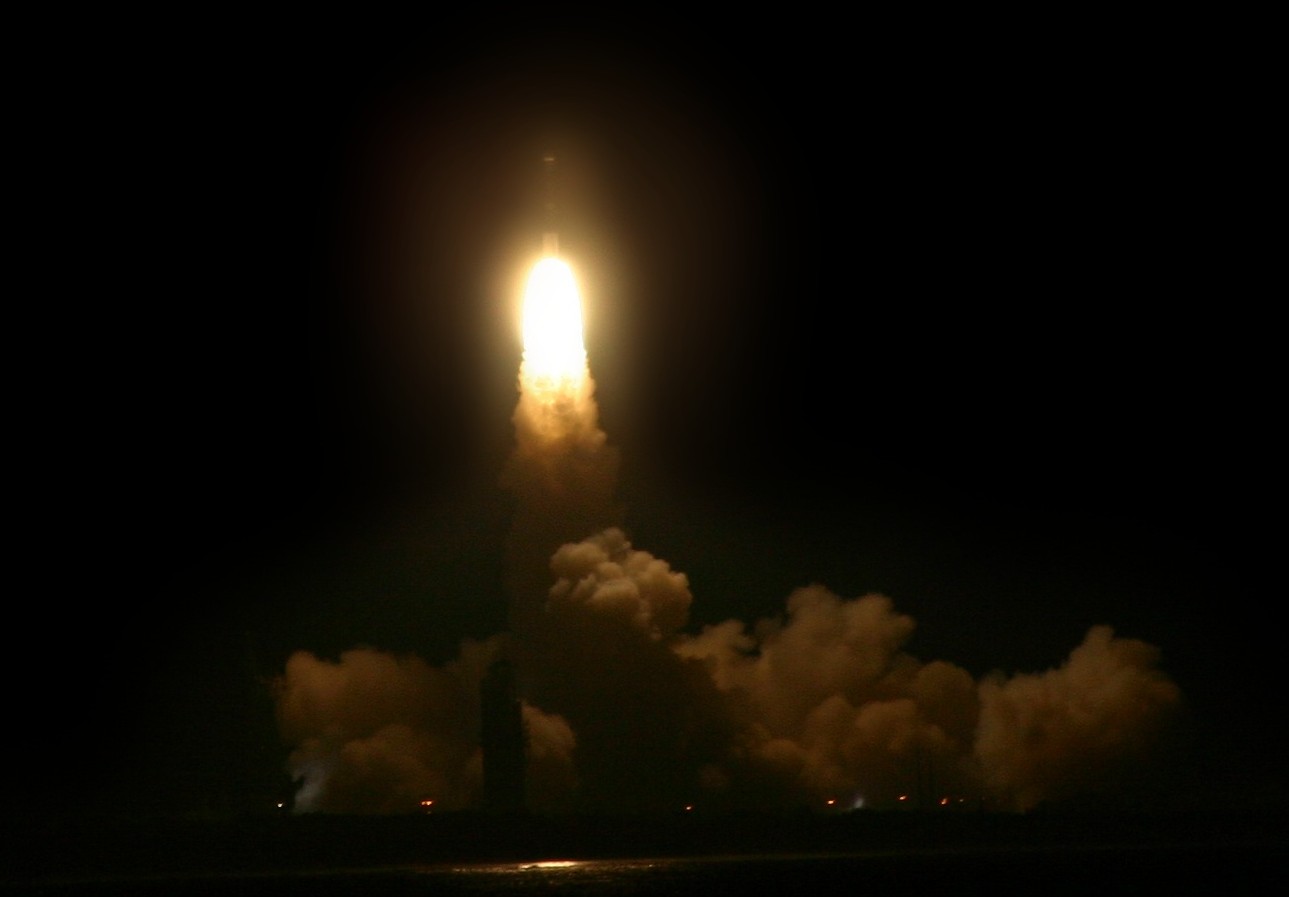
(522, 256), (585, 385)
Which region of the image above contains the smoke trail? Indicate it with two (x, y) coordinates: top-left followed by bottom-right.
(497, 348), (621, 635)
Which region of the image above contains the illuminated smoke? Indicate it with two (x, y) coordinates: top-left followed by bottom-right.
(973, 625), (1186, 811)
(272, 639), (577, 813)
(271, 249), (1188, 815)
(674, 588), (983, 808)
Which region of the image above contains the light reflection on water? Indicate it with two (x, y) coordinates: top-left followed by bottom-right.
(444, 858), (657, 874)
(396, 845), (1252, 896)
(424, 857), (681, 893)
(23, 847), (1259, 896)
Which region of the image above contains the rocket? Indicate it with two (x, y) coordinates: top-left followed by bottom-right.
(542, 153), (558, 257)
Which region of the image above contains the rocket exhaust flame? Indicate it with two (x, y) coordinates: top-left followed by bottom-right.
(521, 256), (586, 395)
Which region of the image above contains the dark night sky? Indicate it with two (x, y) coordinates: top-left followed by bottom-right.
(20, 16), (1278, 818)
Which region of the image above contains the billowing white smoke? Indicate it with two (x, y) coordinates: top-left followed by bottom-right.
(675, 588), (983, 808)
(546, 527), (692, 640)
(272, 639), (577, 813)
(973, 624), (1185, 811)
(273, 529), (1187, 813)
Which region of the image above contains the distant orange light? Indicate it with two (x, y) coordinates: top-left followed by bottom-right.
(939, 797), (950, 806)
(826, 798), (836, 806)
(684, 804), (693, 812)
(898, 795), (908, 802)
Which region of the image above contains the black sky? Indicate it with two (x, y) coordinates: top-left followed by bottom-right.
(22, 16), (1278, 818)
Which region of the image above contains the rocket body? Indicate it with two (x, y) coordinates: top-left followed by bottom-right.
(542, 153), (558, 256)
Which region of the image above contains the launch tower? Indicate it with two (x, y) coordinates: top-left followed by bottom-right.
(480, 656), (527, 813)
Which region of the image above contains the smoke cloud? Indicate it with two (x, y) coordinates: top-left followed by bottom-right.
(271, 289), (1189, 816)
